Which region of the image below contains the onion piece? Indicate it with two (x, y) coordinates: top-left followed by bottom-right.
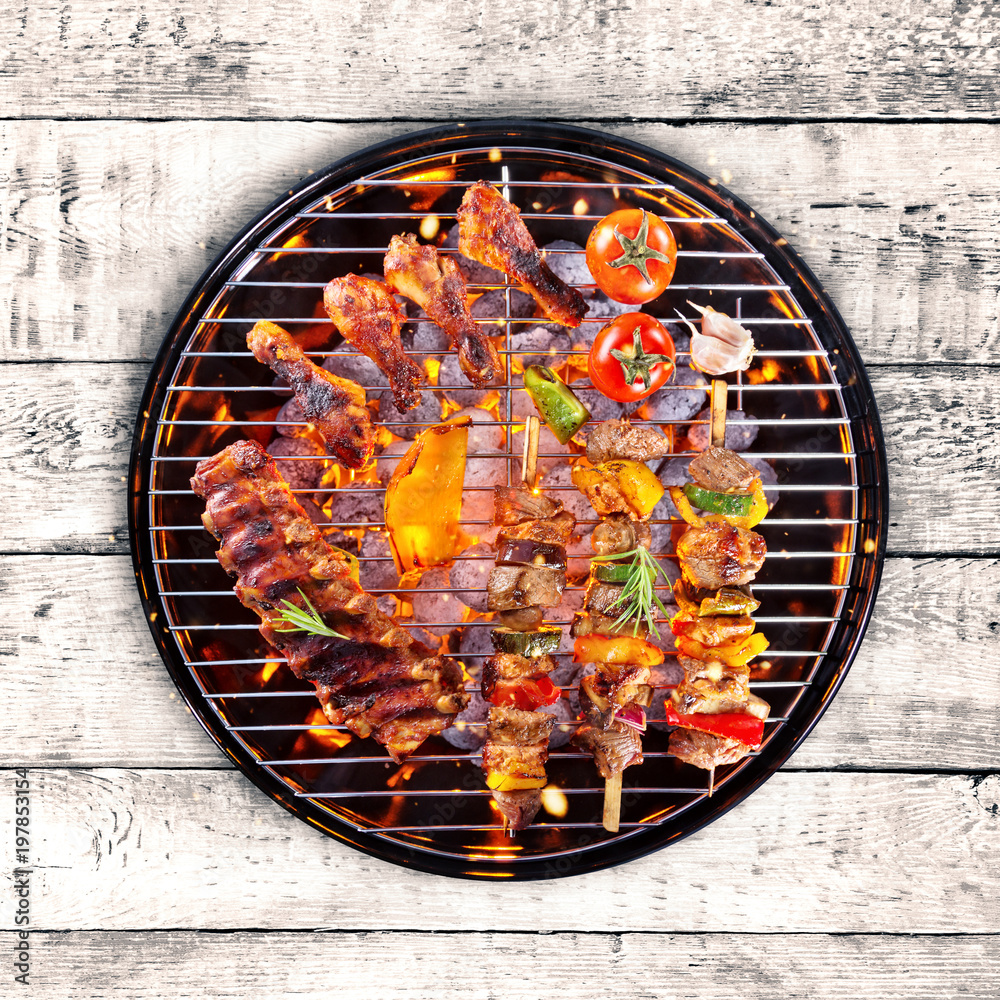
(676, 303), (755, 376)
(613, 703), (647, 733)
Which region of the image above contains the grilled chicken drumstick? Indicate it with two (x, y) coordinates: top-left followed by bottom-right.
(383, 233), (501, 388)
(457, 181), (588, 328)
(247, 320), (375, 470)
(323, 274), (425, 412)
(666, 382), (771, 788)
(480, 416), (570, 832)
(191, 439), (468, 763)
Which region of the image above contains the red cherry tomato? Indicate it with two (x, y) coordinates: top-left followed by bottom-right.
(585, 208), (677, 304)
(588, 313), (676, 404)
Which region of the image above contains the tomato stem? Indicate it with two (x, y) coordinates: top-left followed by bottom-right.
(609, 209), (672, 284)
(609, 327), (674, 390)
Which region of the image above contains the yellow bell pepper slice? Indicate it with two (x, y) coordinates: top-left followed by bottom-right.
(668, 485), (704, 527)
(384, 417), (470, 573)
(675, 630), (769, 667)
(573, 634), (665, 667)
(573, 459), (664, 520)
(486, 773), (547, 791)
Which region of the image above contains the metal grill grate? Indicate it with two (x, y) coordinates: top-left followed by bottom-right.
(130, 123), (886, 878)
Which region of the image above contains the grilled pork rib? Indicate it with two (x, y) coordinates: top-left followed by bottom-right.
(383, 233), (501, 387)
(246, 320), (374, 470)
(191, 440), (468, 762)
(323, 274), (425, 412)
(456, 181), (587, 328)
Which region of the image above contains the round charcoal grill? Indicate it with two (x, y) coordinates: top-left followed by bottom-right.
(129, 121), (888, 879)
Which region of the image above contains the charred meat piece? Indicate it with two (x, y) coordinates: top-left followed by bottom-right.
(457, 182), (587, 328)
(669, 728), (749, 770)
(191, 440), (468, 762)
(487, 564), (566, 611)
(482, 652), (555, 701)
(672, 655), (752, 716)
(571, 610), (651, 640)
(247, 321), (374, 470)
(586, 419), (673, 465)
(591, 513), (651, 557)
(497, 511), (576, 548)
(676, 522), (766, 590)
(493, 484), (564, 526)
(688, 446), (758, 493)
(323, 274), (424, 412)
(583, 664), (653, 711)
(383, 233), (501, 387)
(572, 719), (643, 778)
(584, 579), (631, 618)
(491, 788), (545, 831)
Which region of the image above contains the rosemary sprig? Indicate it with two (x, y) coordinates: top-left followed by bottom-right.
(591, 545), (671, 638)
(272, 588), (346, 639)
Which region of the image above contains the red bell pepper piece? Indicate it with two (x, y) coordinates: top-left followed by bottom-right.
(664, 702), (764, 748)
(492, 676), (560, 712)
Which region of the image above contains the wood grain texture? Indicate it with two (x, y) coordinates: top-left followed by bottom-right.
(2, 556), (998, 770)
(3, 363), (998, 555)
(3, 2), (999, 120)
(2, 768), (997, 932)
(7, 930), (1000, 999)
(3, 120), (999, 365)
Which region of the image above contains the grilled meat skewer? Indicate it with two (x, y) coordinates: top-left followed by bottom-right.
(191, 440), (468, 763)
(247, 320), (375, 470)
(383, 233), (502, 388)
(585, 419), (673, 465)
(457, 181), (587, 328)
(323, 273), (425, 412)
(666, 383), (771, 779)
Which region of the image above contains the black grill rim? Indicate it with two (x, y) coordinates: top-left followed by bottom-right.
(128, 119), (889, 880)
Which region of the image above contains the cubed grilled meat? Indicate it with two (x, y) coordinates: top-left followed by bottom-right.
(584, 664), (653, 710)
(457, 181), (587, 328)
(669, 728), (749, 770)
(688, 446), (758, 493)
(572, 719), (643, 778)
(496, 606), (545, 631)
(246, 321), (374, 470)
(491, 789), (545, 831)
(571, 610), (651, 640)
(586, 419), (673, 465)
(323, 274), (425, 412)
(191, 439), (468, 763)
(591, 513), (651, 557)
(493, 484), (564, 526)
(497, 511), (576, 548)
(676, 522), (766, 590)
(673, 615), (756, 646)
(487, 564), (566, 611)
(584, 579), (630, 618)
(671, 655), (752, 716)
(383, 233), (501, 387)
(482, 652), (556, 701)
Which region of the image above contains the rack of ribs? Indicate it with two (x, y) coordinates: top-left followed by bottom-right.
(190, 439), (469, 762)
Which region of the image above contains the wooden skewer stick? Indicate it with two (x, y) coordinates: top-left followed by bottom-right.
(710, 378), (728, 448)
(603, 770), (623, 833)
(521, 414), (540, 487)
(707, 767), (715, 799)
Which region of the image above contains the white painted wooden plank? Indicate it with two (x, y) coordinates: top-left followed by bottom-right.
(7, 930), (1000, 1000)
(1, 768), (997, 933)
(3, 121), (999, 365)
(2, 363), (996, 555)
(4, 2), (999, 120)
(2, 556), (997, 770)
